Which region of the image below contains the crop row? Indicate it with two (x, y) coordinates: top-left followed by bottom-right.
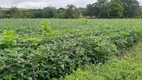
(0, 19), (142, 79)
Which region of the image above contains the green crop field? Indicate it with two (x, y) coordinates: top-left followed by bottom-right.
(64, 42), (142, 80)
(0, 19), (142, 80)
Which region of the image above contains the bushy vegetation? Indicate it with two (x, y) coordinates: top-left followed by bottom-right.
(64, 42), (142, 80)
(0, 0), (141, 18)
(0, 19), (142, 79)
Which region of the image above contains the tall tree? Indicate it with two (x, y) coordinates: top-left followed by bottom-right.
(95, 0), (109, 18)
(85, 4), (95, 16)
(120, 0), (139, 18)
(57, 8), (66, 18)
(7, 7), (20, 18)
(77, 7), (86, 17)
(24, 9), (35, 18)
(0, 8), (5, 18)
(34, 9), (42, 18)
(86, 0), (109, 18)
(107, 0), (124, 18)
(65, 4), (79, 18)
(42, 6), (57, 18)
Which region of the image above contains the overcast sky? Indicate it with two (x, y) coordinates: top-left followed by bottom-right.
(0, 0), (142, 9)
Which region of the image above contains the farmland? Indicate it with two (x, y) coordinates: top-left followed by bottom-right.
(0, 19), (142, 79)
(64, 42), (142, 80)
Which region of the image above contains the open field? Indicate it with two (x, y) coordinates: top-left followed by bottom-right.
(0, 19), (142, 79)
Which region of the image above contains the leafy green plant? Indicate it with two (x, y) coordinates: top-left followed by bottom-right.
(0, 30), (17, 49)
(64, 42), (142, 80)
(0, 19), (142, 80)
(79, 18), (88, 25)
(42, 20), (51, 32)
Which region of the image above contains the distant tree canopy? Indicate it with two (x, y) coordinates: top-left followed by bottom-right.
(42, 6), (57, 18)
(107, 0), (124, 18)
(85, 0), (140, 18)
(121, 0), (139, 18)
(65, 4), (80, 18)
(0, 0), (141, 19)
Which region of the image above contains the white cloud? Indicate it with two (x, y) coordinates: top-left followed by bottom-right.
(16, 2), (47, 9)
(0, 0), (97, 8)
(139, 0), (142, 5)
(0, 0), (141, 9)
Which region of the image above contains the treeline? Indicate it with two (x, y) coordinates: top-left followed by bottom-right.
(0, 0), (142, 19)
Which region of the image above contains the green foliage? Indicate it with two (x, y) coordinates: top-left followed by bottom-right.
(0, 1), (141, 19)
(42, 20), (51, 32)
(79, 18), (88, 25)
(57, 8), (66, 18)
(120, 0), (139, 18)
(0, 30), (17, 49)
(85, 0), (140, 18)
(107, 0), (124, 18)
(0, 19), (142, 80)
(7, 7), (20, 18)
(86, 0), (109, 18)
(64, 42), (142, 80)
(65, 4), (79, 18)
(42, 7), (57, 18)
(135, 6), (142, 18)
